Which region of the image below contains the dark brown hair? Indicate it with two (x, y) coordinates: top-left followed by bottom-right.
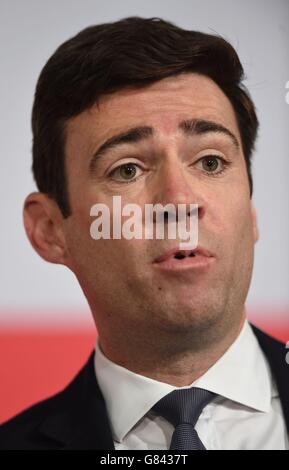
(32, 16), (259, 218)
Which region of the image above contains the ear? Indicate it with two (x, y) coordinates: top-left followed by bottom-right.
(250, 202), (259, 243)
(23, 192), (70, 265)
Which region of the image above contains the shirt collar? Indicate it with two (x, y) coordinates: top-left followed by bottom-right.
(94, 320), (274, 443)
(192, 320), (274, 411)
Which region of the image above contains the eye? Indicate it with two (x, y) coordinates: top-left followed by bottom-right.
(108, 163), (143, 183)
(196, 155), (230, 176)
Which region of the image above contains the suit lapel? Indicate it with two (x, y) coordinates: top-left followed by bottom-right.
(37, 350), (115, 450)
(252, 324), (289, 433)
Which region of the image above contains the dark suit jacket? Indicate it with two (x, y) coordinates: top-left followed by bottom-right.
(0, 325), (288, 449)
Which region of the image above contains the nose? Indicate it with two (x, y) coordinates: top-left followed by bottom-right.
(151, 155), (205, 222)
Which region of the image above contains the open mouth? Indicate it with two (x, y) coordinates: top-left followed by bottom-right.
(173, 251), (196, 260)
(154, 246), (213, 265)
(153, 246), (214, 271)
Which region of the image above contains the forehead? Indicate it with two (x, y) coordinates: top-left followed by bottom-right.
(66, 73), (241, 161)
(96, 74), (238, 128)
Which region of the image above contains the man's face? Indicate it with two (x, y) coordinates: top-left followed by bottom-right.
(62, 73), (258, 340)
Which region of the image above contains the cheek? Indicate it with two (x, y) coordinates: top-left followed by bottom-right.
(226, 203), (255, 267)
(237, 202), (255, 242)
(212, 192), (254, 257)
(68, 224), (135, 280)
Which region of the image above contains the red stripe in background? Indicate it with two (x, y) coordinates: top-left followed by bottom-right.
(0, 311), (288, 425)
(0, 328), (97, 425)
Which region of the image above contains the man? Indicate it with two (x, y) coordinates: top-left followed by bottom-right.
(0, 16), (288, 450)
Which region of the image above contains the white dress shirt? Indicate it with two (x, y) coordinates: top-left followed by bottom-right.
(94, 320), (288, 450)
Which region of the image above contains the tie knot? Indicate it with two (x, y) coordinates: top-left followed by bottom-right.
(152, 387), (216, 428)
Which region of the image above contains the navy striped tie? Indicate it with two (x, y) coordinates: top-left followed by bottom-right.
(153, 387), (216, 450)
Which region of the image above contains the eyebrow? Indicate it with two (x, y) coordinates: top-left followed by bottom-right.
(89, 118), (240, 173)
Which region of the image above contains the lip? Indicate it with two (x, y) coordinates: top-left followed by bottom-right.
(153, 246), (213, 263)
(153, 246), (215, 272)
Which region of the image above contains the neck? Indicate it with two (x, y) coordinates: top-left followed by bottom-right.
(97, 314), (246, 387)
